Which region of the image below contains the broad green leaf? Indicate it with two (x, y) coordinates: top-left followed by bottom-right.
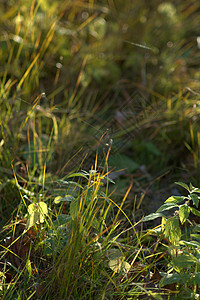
(179, 240), (200, 247)
(54, 195), (75, 204)
(179, 204), (190, 224)
(190, 207), (200, 217)
(160, 272), (189, 287)
(53, 214), (71, 227)
(175, 182), (190, 192)
(107, 249), (131, 274)
(27, 202), (48, 215)
(164, 217), (181, 243)
(28, 203), (37, 215)
(190, 194), (199, 208)
(26, 210), (40, 229)
(165, 196), (185, 203)
(156, 203), (178, 213)
(121, 261), (131, 274)
(54, 196), (62, 204)
(37, 202), (48, 223)
(172, 254), (197, 269)
(108, 258), (131, 273)
(142, 212), (164, 222)
(26, 202), (48, 229)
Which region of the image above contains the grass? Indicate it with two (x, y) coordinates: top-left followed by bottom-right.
(1, 0), (200, 298)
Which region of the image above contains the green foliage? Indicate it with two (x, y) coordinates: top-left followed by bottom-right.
(164, 216), (181, 244)
(26, 201), (48, 229)
(1, 0), (200, 298)
(143, 182), (200, 296)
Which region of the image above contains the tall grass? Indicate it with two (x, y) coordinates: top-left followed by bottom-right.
(1, 0), (200, 298)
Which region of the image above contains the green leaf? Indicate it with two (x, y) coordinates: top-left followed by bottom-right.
(164, 196), (185, 204)
(164, 217), (181, 243)
(26, 202), (48, 229)
(179, 204), (190, 224)
(28, 203), (37, 215)
(53, 214), (71, 227)
(54, 195), (75, 204)
(26, 210), (40, 229)
(190, 207), (200, 216)
(156, 203), (178, 213)
(67, 172), (88, 180)
(175, 182), (190, 192)
(160, 272), (189, 287)
(108, 259), (131, 274)
(142, 212), (164, 222)
(190, 194), (199, 208)
(172, 254), (197, 269)
(179, 240), (200, 247)
(37, 202), (48, 223)
(107, 249), (131, 274)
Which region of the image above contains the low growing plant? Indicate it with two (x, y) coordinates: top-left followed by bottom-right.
(143, 181), (200, 298)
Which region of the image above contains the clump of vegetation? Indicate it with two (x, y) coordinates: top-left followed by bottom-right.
(1, 0), (200, 298)
(143, 182), (200, 298)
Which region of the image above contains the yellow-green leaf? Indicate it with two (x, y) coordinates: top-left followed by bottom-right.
(179, 204), (190, 224)
(108, 258), (131, 274)
(190, 194), (199, 208)
(164, 217), (181, 243)
(26, 202), (48, 229)
(165, 196), (185, 204)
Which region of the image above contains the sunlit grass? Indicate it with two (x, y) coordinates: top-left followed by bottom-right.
(1, 0), (200, 298)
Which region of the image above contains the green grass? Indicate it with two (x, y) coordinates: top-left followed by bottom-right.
(1, 0), (200, 298)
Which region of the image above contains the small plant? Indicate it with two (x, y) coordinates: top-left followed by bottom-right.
(143, 182), (200, 297)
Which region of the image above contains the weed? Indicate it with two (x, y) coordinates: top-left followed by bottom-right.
(143, 182), (200, 298)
